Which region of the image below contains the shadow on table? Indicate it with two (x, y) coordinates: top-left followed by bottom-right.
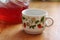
(11, 30), (45, 40)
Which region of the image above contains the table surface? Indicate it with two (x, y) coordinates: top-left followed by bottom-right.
(0, 2), (60, 40)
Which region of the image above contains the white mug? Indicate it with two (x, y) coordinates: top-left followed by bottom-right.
(22, 9), (54, 34)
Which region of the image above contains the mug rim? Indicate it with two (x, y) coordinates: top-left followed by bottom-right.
(22, 8), (48, 17)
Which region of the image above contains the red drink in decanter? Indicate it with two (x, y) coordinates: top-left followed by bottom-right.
(0, 1), (28, 24)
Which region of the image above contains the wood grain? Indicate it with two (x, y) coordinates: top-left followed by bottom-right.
(0, 2), (60, 40)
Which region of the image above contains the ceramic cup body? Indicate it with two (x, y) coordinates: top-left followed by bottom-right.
(22, 9), (54, 34)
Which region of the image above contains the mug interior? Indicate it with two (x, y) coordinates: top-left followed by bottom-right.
(22, 9), (48, 16)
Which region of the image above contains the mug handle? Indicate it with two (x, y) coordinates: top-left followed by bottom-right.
(45, 17), (54, 27)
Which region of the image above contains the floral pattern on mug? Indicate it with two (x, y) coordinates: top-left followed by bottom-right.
(37, 24), (43, 28)
(22, 16), (45, 29)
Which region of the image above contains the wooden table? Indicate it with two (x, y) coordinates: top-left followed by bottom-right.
(0, 2), (60, 40)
